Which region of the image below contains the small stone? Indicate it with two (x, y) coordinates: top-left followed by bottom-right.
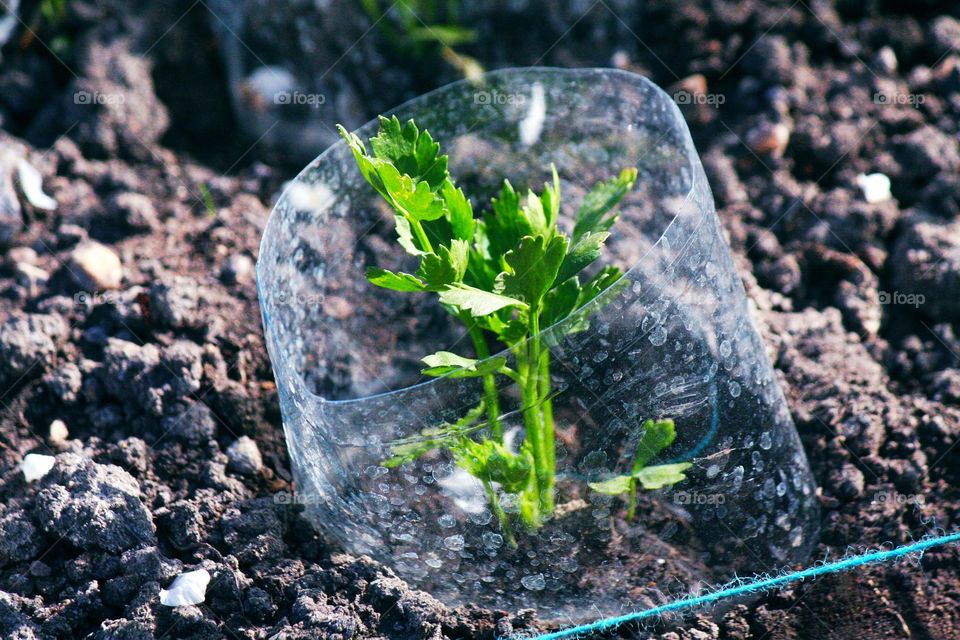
(220, 253), (254, 285)
(226, 436), (263, 476)
(746, 121), (790, 157)
(13, 262), (49, 295)
(323, 296), (353, 320)
(0, 312), (69, 386)
(930, 16), (960, 55)
(855, 173), (892, 204)
(5, 246), (37, 266)
(44, 362), (83, 403)
(159, 568), (210, 607)
(22, 453), (56, 482)
(49, 419), (69, 444)
(873, 46), (898, 75)
(160, 401), (217, 443)
(69, 241), (123, 290)
(108, 191), (159, 231)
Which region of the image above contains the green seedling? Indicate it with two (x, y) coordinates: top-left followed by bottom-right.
(339, 115), (679, 540)
(589, 418), (691, 519)
(359, 0), (483, 79)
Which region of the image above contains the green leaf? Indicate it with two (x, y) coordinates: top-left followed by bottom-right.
(421, 351), (507, 378)
(556, 231), (610, 283)
(376, 162), (447, 222)
(369, 116), (449, 190)
(485, 180), (534, 258)
(418, 240), (469, 290)
(440, 180), (475, 242)
(578, 266), (623, 307)
(495, 318), (528, 345)
(495, 234), (568, 307)
(541, 277), (582, 328)
(540, 164), (561, 229)
(366, 267), (425, 292)
(454, 439), (533, 494)
(522, 189), (548, 237)
(408, 24), (477, 46)
(573, 167), (638, 241)
(383, 437), (442, 468)
(338, 125), (388, 199)
(438, 283), (527, 317)
(588, 474), (633, 495)
(394, 215), (425, 256)
(632, 418), (676, 473)
(635, 462), (692, 490)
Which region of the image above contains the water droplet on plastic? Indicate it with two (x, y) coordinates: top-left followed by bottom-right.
(719, 340), (732, 357)
(728, 381), (741, 398)
(438, 514), (456, 529)
(482, 532), (503, 549)
(443, 535), (465, 551)
(759, 432), (772, 450)
(649, 326), (667, 346)
(521, 573), (545, 591)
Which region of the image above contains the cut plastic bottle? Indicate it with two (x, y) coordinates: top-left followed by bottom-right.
(257, 68), (819, 624)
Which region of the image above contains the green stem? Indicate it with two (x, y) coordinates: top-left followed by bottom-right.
(463, 318), (503, 442)
(482, 479), (516, 548)
(626, 478), (638, 520)
(516, 348), (542, 529)
(538, 349), (555, 515)
(524, 309), (555, 519)
(408, 216), (434, 254)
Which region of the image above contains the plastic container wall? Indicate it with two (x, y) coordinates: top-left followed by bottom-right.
(257, 68), (819, 623)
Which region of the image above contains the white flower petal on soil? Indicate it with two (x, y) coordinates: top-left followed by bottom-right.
(159, 568), (211, 607)
(856, 173), (892, 204)
(16, 158), (57, 211)
(519, 82), (546, 147)
(22, 453), (56, 482)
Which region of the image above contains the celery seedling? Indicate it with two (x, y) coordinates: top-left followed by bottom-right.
(338, 115), (661, 536)
(588, 418), (691, 519)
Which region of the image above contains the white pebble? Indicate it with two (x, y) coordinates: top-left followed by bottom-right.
(855, 173), (891, 204)
(69, 241), (123, 290)
(49, 420), (69, 444)
(159, 568), (210, 607)
(16, 159), (57, 211)
(22, 453), (56, 482)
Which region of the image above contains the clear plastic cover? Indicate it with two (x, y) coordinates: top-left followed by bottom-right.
(257, 68), (819, 623)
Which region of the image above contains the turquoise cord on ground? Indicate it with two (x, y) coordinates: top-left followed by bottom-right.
(521, 531), (960, 640)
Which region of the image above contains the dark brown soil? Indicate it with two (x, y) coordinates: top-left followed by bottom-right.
(1, 1), (960, 639)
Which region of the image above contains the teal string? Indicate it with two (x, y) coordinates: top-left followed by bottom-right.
(522, 532), (960, 640)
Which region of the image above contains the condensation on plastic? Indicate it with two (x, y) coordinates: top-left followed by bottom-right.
(257, 68), (819, 623)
